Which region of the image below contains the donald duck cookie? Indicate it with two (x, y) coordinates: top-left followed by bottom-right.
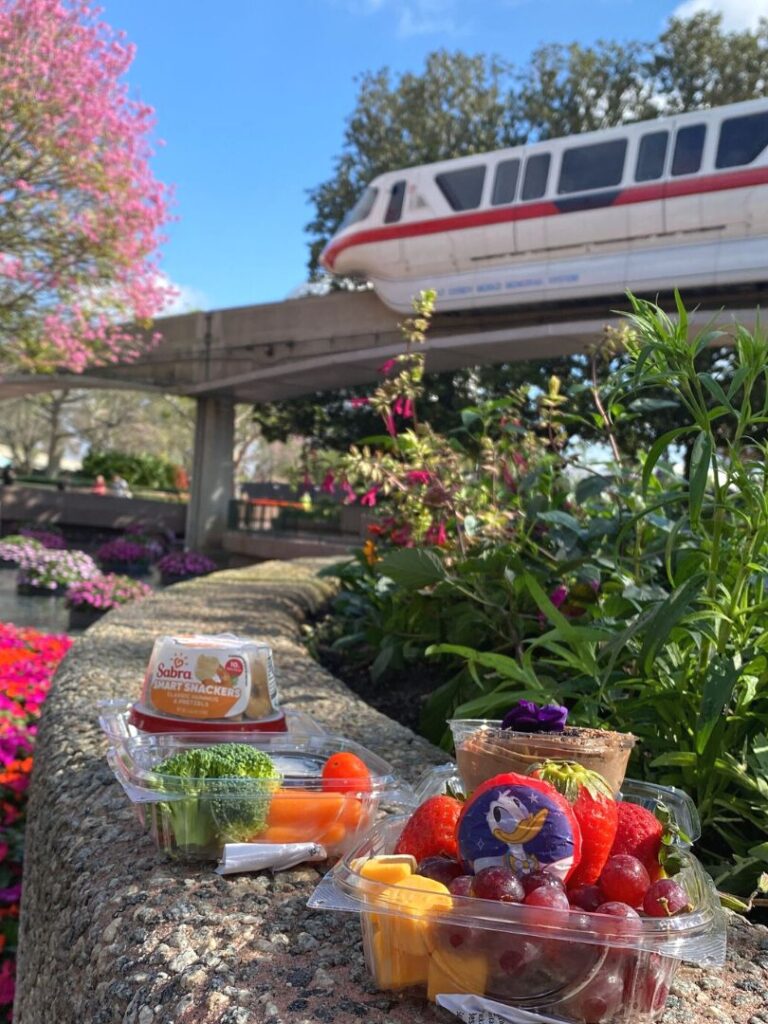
(457, 772), (581, 882)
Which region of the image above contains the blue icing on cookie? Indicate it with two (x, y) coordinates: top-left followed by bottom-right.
(458, 779), (576, 880)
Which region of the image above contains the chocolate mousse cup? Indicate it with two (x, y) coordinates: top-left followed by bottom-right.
(449, 719), (636, 796)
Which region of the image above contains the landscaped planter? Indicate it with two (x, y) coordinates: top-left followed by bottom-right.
(17, 582), (58, 597)
(99, 561), (150, 578)
(68, 605), (108, 630)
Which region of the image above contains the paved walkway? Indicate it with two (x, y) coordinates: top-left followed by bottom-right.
(14, 561), (766, 1024)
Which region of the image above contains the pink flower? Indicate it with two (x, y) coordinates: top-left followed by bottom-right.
(378, 358), (396, 375)
(425, 521), (448, 546)
(405, 470), (430, 486)
(550, 585), (569, 609)
(340, 479), (357, 504)
(321, 471), (336, 494)
(0, 958), (14, 1005)
(401, 398), (414, 419)
(360, 486), (380, 508)
(349, 397), (370, 409)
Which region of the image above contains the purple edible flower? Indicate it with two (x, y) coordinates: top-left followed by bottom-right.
(501, 699), (568, 733)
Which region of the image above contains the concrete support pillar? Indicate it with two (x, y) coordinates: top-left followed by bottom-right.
(185, 396), (235, 551)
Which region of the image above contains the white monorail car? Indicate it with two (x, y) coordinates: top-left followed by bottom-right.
(320, 99), (768, 312)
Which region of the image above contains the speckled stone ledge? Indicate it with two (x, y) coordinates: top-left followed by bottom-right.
(14, 560), (767, 1024)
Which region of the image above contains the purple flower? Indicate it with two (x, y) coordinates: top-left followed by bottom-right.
(157, 550), (216, 579)
(501, 699), (568, 733)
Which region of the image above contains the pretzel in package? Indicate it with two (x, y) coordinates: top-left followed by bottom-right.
(142, 634), (279, 721)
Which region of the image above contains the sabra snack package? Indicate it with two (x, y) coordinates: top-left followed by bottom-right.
(141, 634), (279, 722)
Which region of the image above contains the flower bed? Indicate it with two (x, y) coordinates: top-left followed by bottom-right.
(18, 528), (66, 551)
(96, 538), (153, 577)
(0, 623), (71, 1018)
(0, 538), (44, 570)
(66, 574), (152, 629)
(15, 549), (98, 594)
(156, 550), (216, 585)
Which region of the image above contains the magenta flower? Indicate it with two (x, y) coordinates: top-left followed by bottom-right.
(501, 700), (568, 733)
(360, 486), (380, 508)
(550, 585), (569, 609)
(378, 358), (397, 375)
(157, 550), (216, 579)
(425, 521), (448, 546)
(405, 470), (430, 486)
(384, 413), (397, 437)
(321, 471), (336, 494)
(349, 396), (370, 409)
(402, 398), (415, 419)
(340, 479), (357, 504)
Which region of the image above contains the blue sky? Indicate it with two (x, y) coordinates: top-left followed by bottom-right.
(100, 0), (764, 313)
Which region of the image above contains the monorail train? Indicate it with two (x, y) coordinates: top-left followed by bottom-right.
(320, 98), (768, 312)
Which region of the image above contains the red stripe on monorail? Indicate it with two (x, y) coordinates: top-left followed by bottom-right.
(321, 165), (768, 270)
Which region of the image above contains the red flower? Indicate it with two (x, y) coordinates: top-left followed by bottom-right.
(425, 521), (448, 546)
(360, 486), (380, 508)
(405, 470), (430, 486)
(378, 358), (396, 375)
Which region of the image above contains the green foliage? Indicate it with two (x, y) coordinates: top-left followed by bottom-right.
(82, 448), (178, 490)
(317, 293), (768, 892)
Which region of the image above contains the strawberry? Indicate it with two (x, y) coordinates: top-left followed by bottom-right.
(393, 795), (462, 863)
(532, 761), (618, 887)
(609, 801), (663, 880)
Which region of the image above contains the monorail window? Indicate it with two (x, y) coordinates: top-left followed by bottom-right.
(521, 153), (550, 200)
(716, 111), (768, 168)
(384, 180), (406, 223)
(558, 139), (627, 193)
(672, 125), (706, 176)
(492, 159), (520, 205)
(635, 132), (668, 182)
(435, 166), (486, 211)
(340, 187), (379, 230)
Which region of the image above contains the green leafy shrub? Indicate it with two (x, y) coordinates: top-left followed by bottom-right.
(314, 291), (768, 892)
(81, 449), (177, 490)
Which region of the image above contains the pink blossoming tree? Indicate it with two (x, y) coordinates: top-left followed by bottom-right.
(0, 0), (172, 372)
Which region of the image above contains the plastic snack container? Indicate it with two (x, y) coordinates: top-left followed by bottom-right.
(135, 633), (281, 733)
(107, 732), (412, 862)
(309, 811), (726, 1024)
(450, 719), (636, 796)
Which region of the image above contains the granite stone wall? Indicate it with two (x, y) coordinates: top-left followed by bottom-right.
(14, 561), (765, 1024)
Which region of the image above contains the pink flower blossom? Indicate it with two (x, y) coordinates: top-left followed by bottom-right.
(349, 397), (370, 409)
(321, 471), (336, 494)
(425, 521), (448, 546)
(405, 470), (430, 486)
(384, 413), (397, 437)
(360, 486), (380, 508)
(340, 479), (357, 504)
(378, 358), (397, 375)
(550, 585), (569, 609)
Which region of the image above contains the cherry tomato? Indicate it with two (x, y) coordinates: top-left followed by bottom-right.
(321, 751), (372, 793)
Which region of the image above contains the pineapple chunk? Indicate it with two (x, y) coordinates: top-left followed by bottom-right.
(359, 854), (417, 886)
(368, 875), (452, 958)
(427, 947), (488, 1002)
(370, 927), (429, 990)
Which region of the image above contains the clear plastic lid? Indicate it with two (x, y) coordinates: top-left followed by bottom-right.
(310, 816), (726, 967)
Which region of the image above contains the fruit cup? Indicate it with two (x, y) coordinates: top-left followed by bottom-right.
(310, 813), (726, 1024)
(450, 718), (636, 796)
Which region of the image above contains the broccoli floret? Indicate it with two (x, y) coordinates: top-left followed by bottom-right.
(155, 743), (280, 854)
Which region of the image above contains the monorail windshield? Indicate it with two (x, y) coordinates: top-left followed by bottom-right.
(339, 186), (378, 230)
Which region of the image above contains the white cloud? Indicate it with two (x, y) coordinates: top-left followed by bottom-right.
(336, 0), (463, 36)
(672, 0), (768, 30)
(159, 279), (210, 316)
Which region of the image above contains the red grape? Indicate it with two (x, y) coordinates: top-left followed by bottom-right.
(472, 867), (524, 903)
(599, 854), (650, 906)
(596, 901), (642, 920)
(416, 855), (462, 886)
(578, 969), (624, 1023)
(568, 883), (602, 911)
(524, 886), (570, 910)
(521, 870), (565, 896)
(448, 874), (474, 897)
(643, 878), (692, 917)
